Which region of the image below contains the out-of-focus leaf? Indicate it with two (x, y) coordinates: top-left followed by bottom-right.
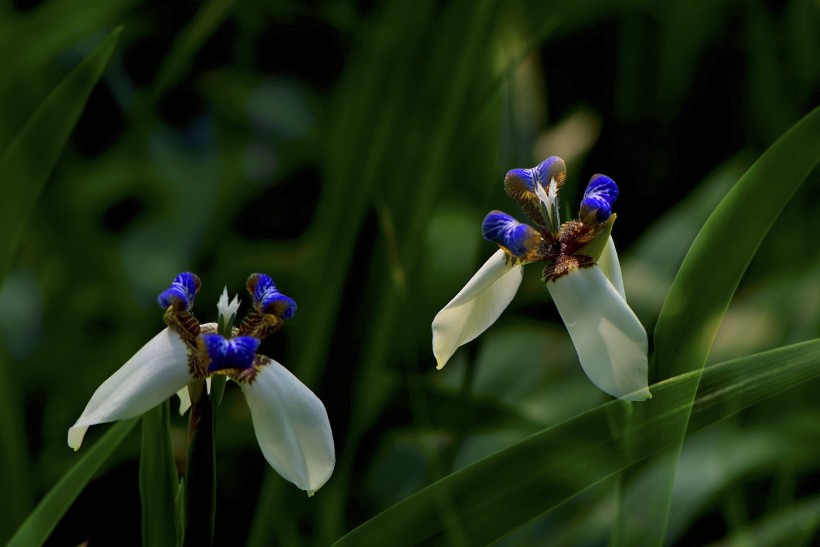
(0, 1), (134, 148)
(6, 418), (138, 547)
(0, 28), (121, 543)
(140, 401), (179, 547)
(622, 157), (747, 322)
(249, 1), (507, 544)
(136, 0), (239, 116)
(332, 339), (820, 546)
(709, 495), (820, 547)
(0, 26), (121, 284)
(613, 105), (820, 546)
(0, 1), (132, 80)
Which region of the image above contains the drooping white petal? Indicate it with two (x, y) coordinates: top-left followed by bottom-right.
(239, 359), (335, 495)
(547, 265), (650, 401)
(596, 236), (625, 299)
(432, 249), (523, 369)
(68, 328), (193, 450)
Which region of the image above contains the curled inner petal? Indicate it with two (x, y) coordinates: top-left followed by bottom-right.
(534, 156), (567, 189)
(482, 211), (544, 260)
(580, 174), (618, 225)
(584, 174), (619, 203)
(504, 156), (567, 226)
(199, 333), (260, 373)
(579, 195), (612, 224)
(157, 272), (201, 311)
(247, 273), (297, 319)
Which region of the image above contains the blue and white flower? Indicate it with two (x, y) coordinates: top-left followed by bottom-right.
(68, 272), (335, 495)
(432, 157), (651, 401)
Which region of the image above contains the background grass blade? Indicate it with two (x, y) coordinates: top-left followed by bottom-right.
(134, 0), (238, 117)
(0, 26), (122, 282)
(331, 338), (820, 546)
(140, 401), (179, 547)
(613, 104), (820, 546)
(6, 418), (138, 547)
(0, 27), (121, 542)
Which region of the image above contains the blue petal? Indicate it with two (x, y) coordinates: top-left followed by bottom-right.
(505, 156), (567, 193)
(580, 174), (619, 223)
(579, 195), (612, 223)
(505, 168), (536, 192)
(157, 272), (200, 310)
(202, 334), (260, 372)
(482, 211), (542, 258)
(247, 273), (297, 319)
(584, 174), (619, 205)
(532, 156), (567, 188)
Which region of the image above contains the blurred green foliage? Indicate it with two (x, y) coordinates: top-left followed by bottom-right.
(0, 0), (817, 545)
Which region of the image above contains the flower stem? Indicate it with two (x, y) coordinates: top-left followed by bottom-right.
(183, 385), (216, 546)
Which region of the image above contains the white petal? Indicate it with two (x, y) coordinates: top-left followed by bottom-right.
(68, 328), (193, 450)
(175, 377), (212, 415)
(547, 266), (650, 401)
(432, 249), (523, 369)
(596, 236), (625, 299)
(217, 287), (241, 326)
(239, 359), (335, 495)
(176, 386), (192, 415)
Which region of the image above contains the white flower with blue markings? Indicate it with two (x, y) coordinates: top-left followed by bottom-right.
(68, 272), (335, 495)
(432, 157), (651, 401)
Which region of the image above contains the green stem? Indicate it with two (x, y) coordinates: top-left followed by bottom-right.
(183, 382), (216, 547)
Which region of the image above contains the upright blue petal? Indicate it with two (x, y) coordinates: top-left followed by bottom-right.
(505, 167), (536, 192)
(505, 156), (567, 193)
(201, 334), (260, 372)
(247, 273), (297, 319)
(580, 174), (619, 224)
(157, 272), (200, 311)
(482, 211), (543, 259)
(584, 174), (619, 204)
(532, 156), (567, 188)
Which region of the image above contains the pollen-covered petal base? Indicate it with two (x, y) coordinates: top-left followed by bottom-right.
(546, 265), (650, 401)
(432, 249), (523, 369)
(68, 327), (193, 449)
(238, 358), (335, 495)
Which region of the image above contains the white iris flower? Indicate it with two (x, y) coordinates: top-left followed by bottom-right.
(432, 157), (651, 401)
(68, 272), (335, 495)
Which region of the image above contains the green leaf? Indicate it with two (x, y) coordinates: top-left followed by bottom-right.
(140, 401), (179, 547)
(135, 0), (239, 117)
(713, 495), (820, 547)
(0, 26), (122, 284)
(613, 105), (820, 546)
(331, 338), (820, 546)
(0, 27), (122, 543)
(6, 418), (138, 547)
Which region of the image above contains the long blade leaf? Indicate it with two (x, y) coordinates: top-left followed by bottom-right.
(613, 105), (820, 546)
(6, 418), (138, 547)
(140, 401), (179, 547)
(332, 338), (820, 546)
(0, 26), (122, 283)
(0, 27), (122, 542)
